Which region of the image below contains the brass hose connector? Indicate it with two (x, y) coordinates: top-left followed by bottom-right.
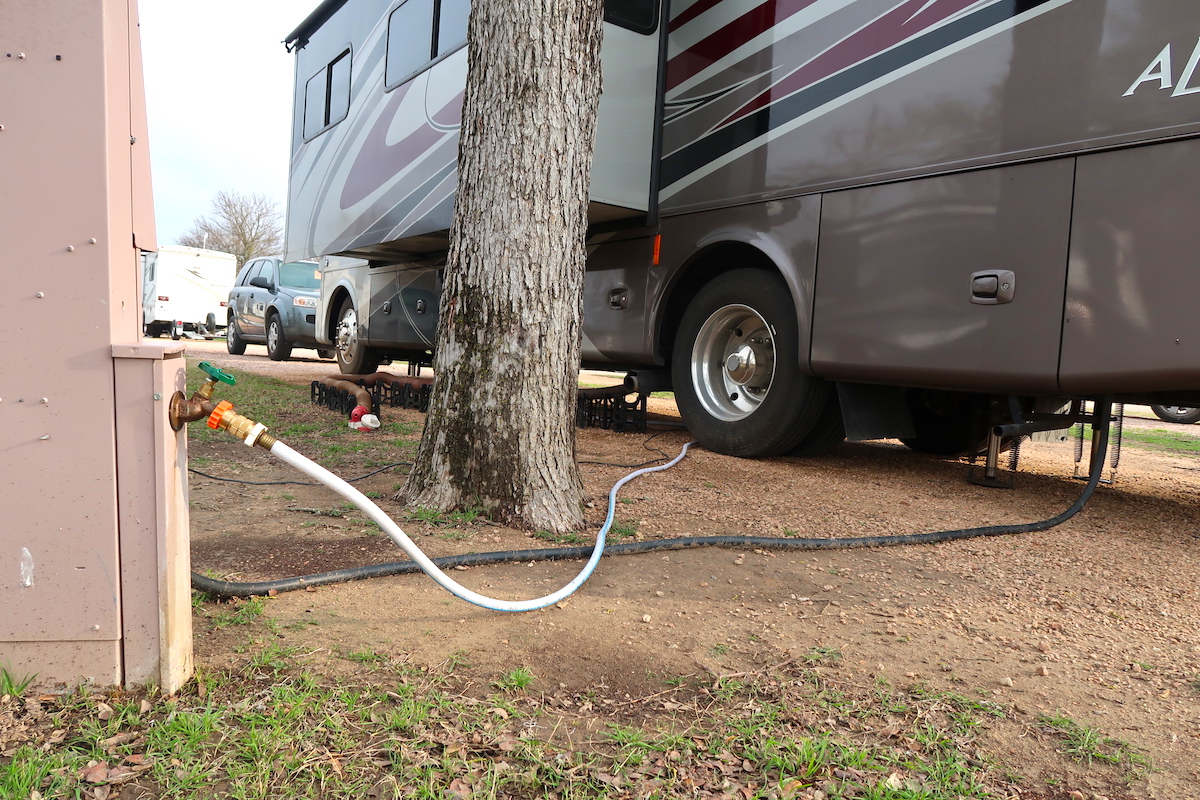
(206, 400), (277, 450)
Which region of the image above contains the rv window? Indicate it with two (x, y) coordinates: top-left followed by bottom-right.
(605, 0), (658, 33)
(386, 0), (436, 85)
(436, 0), (470, 56)
(303, 71), (328, 139)
(304, 48), (353, 139)
(327, 50), (352, 127)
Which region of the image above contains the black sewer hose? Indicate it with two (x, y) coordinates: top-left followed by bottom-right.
(191, 397), (1113, 600)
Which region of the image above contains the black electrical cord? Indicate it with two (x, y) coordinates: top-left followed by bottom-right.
(192, 398), (1113, 599)
(188, 462), (412, 486)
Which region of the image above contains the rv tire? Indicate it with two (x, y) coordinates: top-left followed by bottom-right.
(786, 390), (845, 457)
(1150, 404), (1200, 424)
(226, 317), (247, 355)
(334, 297), (381, 374)
(671, 269), (826, 457)
(266, 315), (293, 361)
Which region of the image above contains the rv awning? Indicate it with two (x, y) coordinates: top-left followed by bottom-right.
(283, 0), (351, 51)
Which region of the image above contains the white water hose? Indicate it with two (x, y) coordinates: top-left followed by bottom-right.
(267, 440), (695, 612)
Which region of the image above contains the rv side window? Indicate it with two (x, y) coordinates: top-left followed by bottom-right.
(436, 0), (470, 56)
(303, 48), (353, 140)
(605, 0), (658, 34)
(385, 0), (470, 88)
(386, 0), (436, 85)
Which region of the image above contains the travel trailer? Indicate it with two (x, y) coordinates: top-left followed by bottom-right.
(284, 0), (1200, 458)
(141, 245), (237, 339)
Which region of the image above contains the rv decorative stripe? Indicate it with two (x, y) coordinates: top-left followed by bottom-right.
(718, 0), (987, 127)
(666, 0), (824, 92)
(660, 0), (1054, 190)
(670, 0), (741, 33)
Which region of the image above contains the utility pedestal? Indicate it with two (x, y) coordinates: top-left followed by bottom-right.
(0, 0), (193, 693)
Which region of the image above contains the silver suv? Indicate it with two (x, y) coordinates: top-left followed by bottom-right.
(226, 257), (334, 361)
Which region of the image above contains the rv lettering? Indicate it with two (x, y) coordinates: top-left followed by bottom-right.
(1124, 37), (1200, 97)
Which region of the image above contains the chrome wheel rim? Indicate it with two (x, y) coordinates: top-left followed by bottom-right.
(690, 304), (776, 422)
(336, 307), (359, 361)
(267, 320), (280, 352)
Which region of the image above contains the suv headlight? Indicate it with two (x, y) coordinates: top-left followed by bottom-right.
(293, 296), (317, 309)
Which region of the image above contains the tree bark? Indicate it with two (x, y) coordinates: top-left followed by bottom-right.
(400, 0), (604, 532)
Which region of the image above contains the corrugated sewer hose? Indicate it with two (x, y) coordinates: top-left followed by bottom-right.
(191, 397), (1114, 606)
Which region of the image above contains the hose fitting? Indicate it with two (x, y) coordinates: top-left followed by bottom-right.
(206, 400), (276, 449)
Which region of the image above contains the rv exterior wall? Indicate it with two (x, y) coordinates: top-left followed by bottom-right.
(290, 0), (1200, 414)
(284, 0), (657, 264)
(659, 0), (1200, 214)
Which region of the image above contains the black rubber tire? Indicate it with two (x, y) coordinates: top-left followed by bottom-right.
(899, 389), (989, 456)
(335, 297), (381, 375)
(226, 315), (247, 355)
(316, 349), (335, 360)
(266, 314), (293, 361)
(787, 390), (845, 457)
(671, 269), (827, 458)
(1150, 404), (1200, 424)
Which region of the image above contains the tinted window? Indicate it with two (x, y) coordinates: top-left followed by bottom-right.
(278, 262), (322, 290)
(436, 0), (470, 55)
(303, 71), (328, 139)
(251, 261), (273, 285)
(605, 0), (657, 33)
(327, 50), (352, 126)
(237, 260), (259, 286)
(386, 0), (436, 85)
(303, 48), (352, 139)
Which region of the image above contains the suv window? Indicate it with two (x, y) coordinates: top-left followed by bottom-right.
(278, 261), (322, 290)
(236, 260), (258, 286)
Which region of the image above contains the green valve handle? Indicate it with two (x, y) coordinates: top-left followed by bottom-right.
(198, 361), (236, 386)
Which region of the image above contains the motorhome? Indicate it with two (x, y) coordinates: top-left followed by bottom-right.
(283, 0), (1200, 458)
(141, 245), (237, 339)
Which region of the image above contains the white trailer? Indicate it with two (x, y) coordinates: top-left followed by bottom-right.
(141, 245), (237, 339)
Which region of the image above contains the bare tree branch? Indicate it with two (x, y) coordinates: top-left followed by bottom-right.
(178, 190), (283, 267)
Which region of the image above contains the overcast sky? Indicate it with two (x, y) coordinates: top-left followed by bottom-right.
(138, 0), (311, 245)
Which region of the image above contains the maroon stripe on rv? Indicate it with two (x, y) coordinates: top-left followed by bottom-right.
(717, 0), (981, 126)
(670, 0), (727, 32)
(340, 83), (461, 209)
(666, 0), (822, 92)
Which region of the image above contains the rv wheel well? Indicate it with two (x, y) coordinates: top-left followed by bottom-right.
(658, 243), (779, 362)
(326, 287), (352, 341)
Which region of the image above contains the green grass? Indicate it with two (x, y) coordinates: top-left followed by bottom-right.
(404, 505), (484, 527)
(609, 519), (637, 539)
(493, 666), (535, 692)
(2, 642), (1127, 800)
(0, 667), (36, 697)
(1075, 421), (1200, 455)
(208, 596), (269, 629)
(1038, 713), (1151, 777)
(532, 529), (588, 545)
(1119, 426), (1200, 453)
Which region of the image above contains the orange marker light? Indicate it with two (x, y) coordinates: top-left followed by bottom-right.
(652, 234), (661, 266)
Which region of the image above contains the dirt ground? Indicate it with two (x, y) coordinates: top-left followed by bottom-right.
(183, 339), (1200, 799)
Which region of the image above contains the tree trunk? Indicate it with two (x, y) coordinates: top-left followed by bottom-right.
(400, 0), (604, 532)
